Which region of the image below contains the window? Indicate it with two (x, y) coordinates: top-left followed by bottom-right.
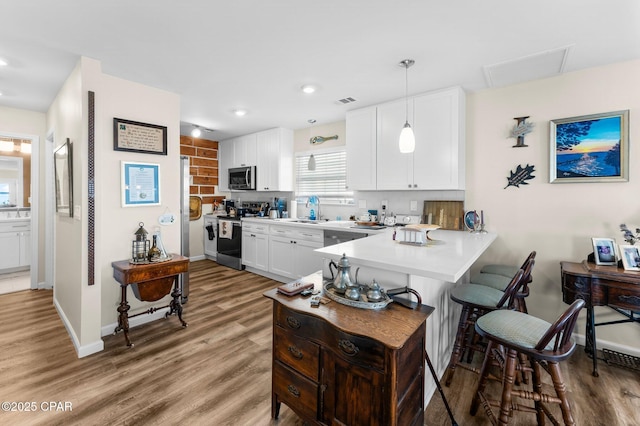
(295, 148), (354, 205)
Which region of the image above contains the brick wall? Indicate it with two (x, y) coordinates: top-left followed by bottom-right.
(179, 135), (224, 206)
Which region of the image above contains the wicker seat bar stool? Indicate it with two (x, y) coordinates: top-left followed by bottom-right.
(470, 299), (585, 426)
(443, 257), (534, 387)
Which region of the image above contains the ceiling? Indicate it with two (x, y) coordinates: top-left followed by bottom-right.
(1, 0), (639, 141)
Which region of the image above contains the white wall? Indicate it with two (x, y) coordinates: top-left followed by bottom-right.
(466, 59), (640, 355)
(46, 57), (181, 357)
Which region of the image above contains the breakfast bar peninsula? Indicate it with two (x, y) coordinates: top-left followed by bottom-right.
(314, 228), (497, 404)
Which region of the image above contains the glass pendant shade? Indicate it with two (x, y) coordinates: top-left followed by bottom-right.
(399, 122), (415, 153)
(308, 154), (316, 171)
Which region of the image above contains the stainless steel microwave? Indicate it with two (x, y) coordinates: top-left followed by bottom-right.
(228, 166), (256, 190)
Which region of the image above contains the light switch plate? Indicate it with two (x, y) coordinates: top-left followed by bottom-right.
(74, 205), (81, 220)
(410, 200), (417, 211)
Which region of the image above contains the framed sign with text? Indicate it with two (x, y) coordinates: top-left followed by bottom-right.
(114, 118), (167, 155)
(121, 161), (161, 207)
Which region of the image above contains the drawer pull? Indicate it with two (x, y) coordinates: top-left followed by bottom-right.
(288, 345), (303, 359)
(287, 384), (300, 398)
(617, 295), (640, 306)
(286, 316), (301, 329)
(338, 339), (359, 356)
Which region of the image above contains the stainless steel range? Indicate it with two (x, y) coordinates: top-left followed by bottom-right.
(216, 216), (243, 270)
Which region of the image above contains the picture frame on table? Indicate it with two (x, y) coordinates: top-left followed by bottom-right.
(550, 110), (629, 183)
(619, 244), (640, 271)
(113, 118), (167, 155)
(121, 161), (161, 207)
(591, 237), (617, 266)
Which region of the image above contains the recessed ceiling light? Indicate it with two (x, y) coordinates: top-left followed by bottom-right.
(301, 85), (316, 94)
(307, 119), (316, 124)
(0, 58), (7, 67)
(234, 109), (247, 117)
(191, 126), (202, 137)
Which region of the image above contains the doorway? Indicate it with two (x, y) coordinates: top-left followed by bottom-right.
(0, 132), (41, 293)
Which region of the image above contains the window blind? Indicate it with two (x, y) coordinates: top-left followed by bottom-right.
(295, 149), (354, 204)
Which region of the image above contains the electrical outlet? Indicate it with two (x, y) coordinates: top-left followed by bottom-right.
(381, 200), (388, 210)
(410, 200), (417, 211)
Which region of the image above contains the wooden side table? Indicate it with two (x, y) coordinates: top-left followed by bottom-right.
(111, 254), (189, 347)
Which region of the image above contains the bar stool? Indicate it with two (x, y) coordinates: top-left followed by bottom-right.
(444, 258), (534, 386)
(470, 299), (585, 426)
(472, 251), (536, 314)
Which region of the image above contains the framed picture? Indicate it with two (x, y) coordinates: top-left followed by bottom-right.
(550, 110), (629, 183)
(121, 161), (160, 207)
(619, 245), (640, 271)
(113, 118), (167, 155)
(592, 237), (617, 266)
(54, 138), (73, 217)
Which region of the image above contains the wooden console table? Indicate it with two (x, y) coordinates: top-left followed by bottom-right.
(112, 254), (189, 347)
(560, 260), (640, 376)
(264, 272), (434, 426)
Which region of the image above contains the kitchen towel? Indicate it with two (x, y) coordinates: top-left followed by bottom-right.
(218, 220), (234, 239)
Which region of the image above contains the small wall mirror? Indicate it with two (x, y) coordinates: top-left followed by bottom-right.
(54, 139), (73, 217)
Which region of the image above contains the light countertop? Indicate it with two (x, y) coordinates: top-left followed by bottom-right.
(241, 217), (382, 235)
(314, 228), (497, 282)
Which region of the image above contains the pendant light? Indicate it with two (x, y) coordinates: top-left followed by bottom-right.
(308, 154), (316, 171)
(398, 59), (415, 153)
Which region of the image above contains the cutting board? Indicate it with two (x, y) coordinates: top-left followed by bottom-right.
(423, 201), (464, 230)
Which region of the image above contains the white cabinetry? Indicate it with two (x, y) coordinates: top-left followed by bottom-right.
(219, 128), (293, 192)
(346, 86), (465, 191)
(256, 128), (293, 191)
(242, 221), (270, 271)
(0, 220), (30, 270)
(346, 107), (377, 190)
(269, 225), (323, 279)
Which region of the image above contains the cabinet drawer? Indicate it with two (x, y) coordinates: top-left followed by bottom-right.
(328, 328), (385, 372)
(274, 326), (320, 381)
(275, 304), (323, 336)
(243, 222), (269, 234)
(273, 361), (318, 421)
(562, 275), (591, 306)
(270, 225), (294, 238)
(608, 287), (640, 311)
(294, 229), (323, 243)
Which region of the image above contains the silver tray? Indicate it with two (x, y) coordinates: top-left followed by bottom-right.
(323, 282), (393, 310)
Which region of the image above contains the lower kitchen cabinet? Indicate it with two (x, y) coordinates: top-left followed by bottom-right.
(242, 222), (269, 271)
(264, 272), (434, 426)
(269, 225), (323, 280)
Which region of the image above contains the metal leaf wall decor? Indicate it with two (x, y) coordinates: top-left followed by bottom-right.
(504, 164), (536, 189)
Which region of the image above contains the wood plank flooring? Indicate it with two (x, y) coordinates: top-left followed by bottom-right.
(0, 259), (638, 425)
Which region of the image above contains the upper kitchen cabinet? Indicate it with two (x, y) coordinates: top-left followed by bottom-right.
(346, 107), (377, 190)
(219, 128), (293, 192)
(346, 86), (465, 191)
(256, 128), (293, 191)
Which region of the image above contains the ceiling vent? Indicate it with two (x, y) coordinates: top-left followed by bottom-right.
(336, 97), (357, 105)
(483, 45), (572, 88)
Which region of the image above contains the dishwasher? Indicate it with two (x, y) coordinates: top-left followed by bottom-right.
(323, 229), (369, 246)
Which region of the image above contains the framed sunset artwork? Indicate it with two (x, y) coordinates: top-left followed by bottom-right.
(550, 110), (629, 183)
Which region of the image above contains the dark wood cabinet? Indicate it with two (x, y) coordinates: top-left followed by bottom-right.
(264, 273), (433, 426)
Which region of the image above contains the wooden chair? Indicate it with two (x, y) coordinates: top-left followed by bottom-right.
(444, 257), (534, 386)
(472, 251), (536, 314)
(470, 299), (585, 426)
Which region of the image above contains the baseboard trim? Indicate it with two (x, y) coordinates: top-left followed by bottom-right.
(190, 254), (205, 261)
(573, 333), (640, 358)
(101, 307), (170, 337)
(53, 297), (104, 358)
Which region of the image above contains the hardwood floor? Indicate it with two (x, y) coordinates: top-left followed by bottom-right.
(0, 259), (638, 425)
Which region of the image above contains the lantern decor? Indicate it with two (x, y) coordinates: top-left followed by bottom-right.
(131, 222), (150, 264)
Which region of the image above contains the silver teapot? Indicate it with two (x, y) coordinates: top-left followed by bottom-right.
(328, 253), (359, 295)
